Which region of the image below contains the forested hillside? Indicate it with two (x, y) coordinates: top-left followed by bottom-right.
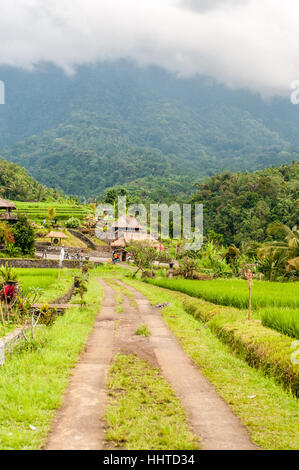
(191, 162), (299, 246)
(1, 62), (299, 198)
(0, 159), (65, 202)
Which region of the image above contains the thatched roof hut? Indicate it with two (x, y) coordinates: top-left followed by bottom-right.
(112, 215), (143, 232)
(0, 198), (16, 210)
(45, 231), (68, 246)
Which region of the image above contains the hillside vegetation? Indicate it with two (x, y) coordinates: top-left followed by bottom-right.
(191, 162), (299, 245)
(0, 159), (64, 202)
(1, 62), (299, 198)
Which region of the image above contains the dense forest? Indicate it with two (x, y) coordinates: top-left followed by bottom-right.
(0, 159), (65, 202)
(191, 162), (299, 246)
(1, 62), (299, 198)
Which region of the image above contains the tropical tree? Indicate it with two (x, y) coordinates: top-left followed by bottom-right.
(127, 241), (170, 277)
(256, 223), (299, 280)
(47, 207), (56, 226)
(267, 222), (299, 259)
(12, 214), (35, 256)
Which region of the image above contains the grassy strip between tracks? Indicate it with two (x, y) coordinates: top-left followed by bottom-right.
(105, 353), (199, 450)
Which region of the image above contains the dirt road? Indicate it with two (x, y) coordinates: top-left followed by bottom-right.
(44, 278), (257, 450)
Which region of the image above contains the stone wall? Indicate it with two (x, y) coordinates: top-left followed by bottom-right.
(0, 258), (105, 269)
(67, 229), (97, 250)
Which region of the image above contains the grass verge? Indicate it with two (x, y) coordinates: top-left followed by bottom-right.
(0, 275), (103, 450)
(105, 353), (199, 450)
(120, 278), (299, 450)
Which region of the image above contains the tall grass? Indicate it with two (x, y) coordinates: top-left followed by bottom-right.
(261, 308), (299, 339)
(147, 278), (299, 309)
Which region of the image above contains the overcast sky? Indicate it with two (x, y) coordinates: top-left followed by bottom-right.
(0, 0), (298, 97)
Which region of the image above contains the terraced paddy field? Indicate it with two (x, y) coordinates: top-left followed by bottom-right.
(147, 278), (299, 340)
(13, 202), (92, 223)
(147, 278), (298, 310)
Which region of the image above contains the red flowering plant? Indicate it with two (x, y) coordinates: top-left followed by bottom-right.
(0, 284), (16, 301)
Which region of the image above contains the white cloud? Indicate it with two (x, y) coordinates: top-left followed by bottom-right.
(178, 0), (248, 13)
(0, 0), (298, 96)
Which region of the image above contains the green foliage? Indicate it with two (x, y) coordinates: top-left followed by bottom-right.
(38, 304), (58, 326)
(47, 206), (56, 223)
(73, 276), (88, 305)
(197, 241), (233, 276)
(2, 63), (299, 200)
(123, 277), (299, 449)
(0, 276), (104, 449)
(178, 257), (200, 279)
(65, 216), (81, 228)
(0, 222), (14, 245)
(127, 241), (161, 276)
(0, 159), (65, 202)
(11, 214), (35, 255)
(191, 162), (299, 246)
(0, 262), (18, 283)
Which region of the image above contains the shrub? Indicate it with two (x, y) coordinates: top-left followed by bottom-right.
(65, 217), (81, 229)
(12, 214), (35, 256)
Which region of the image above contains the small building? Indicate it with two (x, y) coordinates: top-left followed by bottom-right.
(0, 198), (17, 221)
(45, 231), (68, 246)
(110, 215), (159, 260)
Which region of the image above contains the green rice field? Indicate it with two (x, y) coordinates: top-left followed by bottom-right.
(147, 278), (299, 339)
(16, 268), (77, 302)
(260, 307), (299, 339)
(13, 202), (92, 223)
(148, 278), (298, 309)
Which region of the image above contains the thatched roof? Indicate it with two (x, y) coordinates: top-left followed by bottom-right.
(45, 231), (68, 239)
(111, 238), (126, 248)
(112, 215), (143, 230)
(0, 198), (16, 210)
(111, 232), (159, 248)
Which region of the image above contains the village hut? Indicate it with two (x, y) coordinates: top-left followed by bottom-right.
(0, 198), (17, 220)
(110, 215), (159, 260)
(45, 231), (68, 246)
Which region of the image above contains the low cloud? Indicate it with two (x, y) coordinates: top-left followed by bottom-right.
(0, 0), (298, 97)
(178, 0), (248, 13)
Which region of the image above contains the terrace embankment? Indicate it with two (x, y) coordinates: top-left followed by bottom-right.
(146, 279), (299, 396)
(0, 259), (104, 269)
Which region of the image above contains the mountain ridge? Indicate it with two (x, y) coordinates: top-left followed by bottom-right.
(1, 61), (299, 198)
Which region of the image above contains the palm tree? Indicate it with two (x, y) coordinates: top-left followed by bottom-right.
(267, 223), (299, 259)
(257, 223), (299, 281)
